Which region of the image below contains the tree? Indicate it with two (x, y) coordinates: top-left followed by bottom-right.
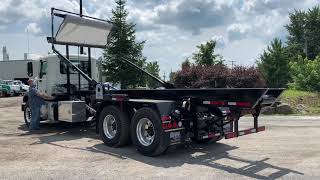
(192, 40), (223, 65)
(169, 71), (176, 83)
(257, 38), (290, 88)
(290, 55), (320, 91)
(103, 0), (146, 89)
(145, 61), (161, 88)
(286, 6), (320, 60)
(181, 58), (191, 70)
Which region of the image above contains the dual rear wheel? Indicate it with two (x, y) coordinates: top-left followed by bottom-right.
(99, 106), (167, 156)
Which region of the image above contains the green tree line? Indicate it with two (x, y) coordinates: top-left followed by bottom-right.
(257, 6), (320, 91)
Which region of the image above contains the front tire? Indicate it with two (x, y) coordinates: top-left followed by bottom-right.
(131, 108), (168, 156)
(98, 105), (130, 147)
(24, 104), (31, 127)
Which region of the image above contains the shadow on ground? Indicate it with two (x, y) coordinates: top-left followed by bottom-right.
(18, 122), (303, 179)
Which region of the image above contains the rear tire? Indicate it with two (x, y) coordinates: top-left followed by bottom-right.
(99, 105), (130, 147)
(131, 108), (168, 156)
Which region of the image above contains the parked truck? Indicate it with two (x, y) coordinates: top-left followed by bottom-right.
(0, 79), (13, 97)
(22, 8), (284, 156)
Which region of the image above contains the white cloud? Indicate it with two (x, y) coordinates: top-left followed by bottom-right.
(211, 35), (226, 48)
(25, 23), (42, 35)
(227, 23), (251, 41)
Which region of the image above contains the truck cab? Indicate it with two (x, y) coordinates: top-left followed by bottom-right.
(28, 54), (98, 97)
(22, 54), (99, 126)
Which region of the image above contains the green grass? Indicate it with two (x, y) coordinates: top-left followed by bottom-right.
(281, 90), (317, 99)
(280, 89), (320, 114)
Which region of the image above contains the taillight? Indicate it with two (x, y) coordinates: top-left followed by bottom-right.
(161, 115), (171, 121)
(161, 115), (182, 130)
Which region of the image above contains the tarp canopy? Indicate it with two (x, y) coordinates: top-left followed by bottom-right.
(55, 15), (113, 48)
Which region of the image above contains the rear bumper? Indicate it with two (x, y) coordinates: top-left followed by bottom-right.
(225, 126), (265, 139)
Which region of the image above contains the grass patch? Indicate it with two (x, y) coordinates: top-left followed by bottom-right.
(280, 89), (320, 114)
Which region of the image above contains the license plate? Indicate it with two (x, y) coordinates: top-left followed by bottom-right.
(170, 131), (181, 144)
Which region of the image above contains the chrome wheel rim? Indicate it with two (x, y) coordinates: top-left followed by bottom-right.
(103, 114), (117, 139)
(25, 107), (31, 124)
(136, 118), (155, 146)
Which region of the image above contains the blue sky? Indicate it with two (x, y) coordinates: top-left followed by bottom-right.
(0, 0), (319, 79)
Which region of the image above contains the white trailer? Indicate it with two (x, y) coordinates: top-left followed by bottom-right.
(0, 60), (40, 83)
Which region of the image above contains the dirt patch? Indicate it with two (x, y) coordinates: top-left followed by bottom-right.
(0, 97), (23, 108)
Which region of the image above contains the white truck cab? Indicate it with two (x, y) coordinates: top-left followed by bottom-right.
(22, 54), (99, 126)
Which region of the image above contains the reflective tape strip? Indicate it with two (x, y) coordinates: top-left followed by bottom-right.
(203, 101), (210, 105)
(225, 132), (237, 139)
(203, 133), (221, 139)
(111, 97), (125, 101)
(228, 102), (251, 107)
(258, 126), (266, 132)
(203, 101), (225, 105)
(225, 126), (265, 139)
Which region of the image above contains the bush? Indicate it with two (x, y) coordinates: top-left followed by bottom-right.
(228, 66), (266, 88)
(173, 64), (265, 88)
(290, 56), (320, 91)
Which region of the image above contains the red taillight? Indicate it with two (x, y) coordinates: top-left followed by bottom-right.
(161, 115), (181, 130)
(172, 121), (178, 128)
(162, 123), (167, 129)
(161, 115), (171, 121)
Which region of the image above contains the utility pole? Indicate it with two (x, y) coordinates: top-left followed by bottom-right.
(79, 0), (84, 54)
(27, 28), (30, 57)
(229, 60), (235, 69)
(163, 72), (166, 81)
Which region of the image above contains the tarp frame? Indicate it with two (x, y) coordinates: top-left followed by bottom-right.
(50, 8), (114, 49)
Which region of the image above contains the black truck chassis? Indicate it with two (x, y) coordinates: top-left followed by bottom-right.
(93, 87), (283, 156)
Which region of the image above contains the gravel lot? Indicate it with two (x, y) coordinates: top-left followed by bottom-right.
(0, 97), (320, 179)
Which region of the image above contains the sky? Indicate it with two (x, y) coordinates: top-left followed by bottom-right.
(0, 0), (319, 79)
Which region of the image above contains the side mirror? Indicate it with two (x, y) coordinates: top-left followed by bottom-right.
(27, 62), (33, 77)
(60, 61), (67, 74)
